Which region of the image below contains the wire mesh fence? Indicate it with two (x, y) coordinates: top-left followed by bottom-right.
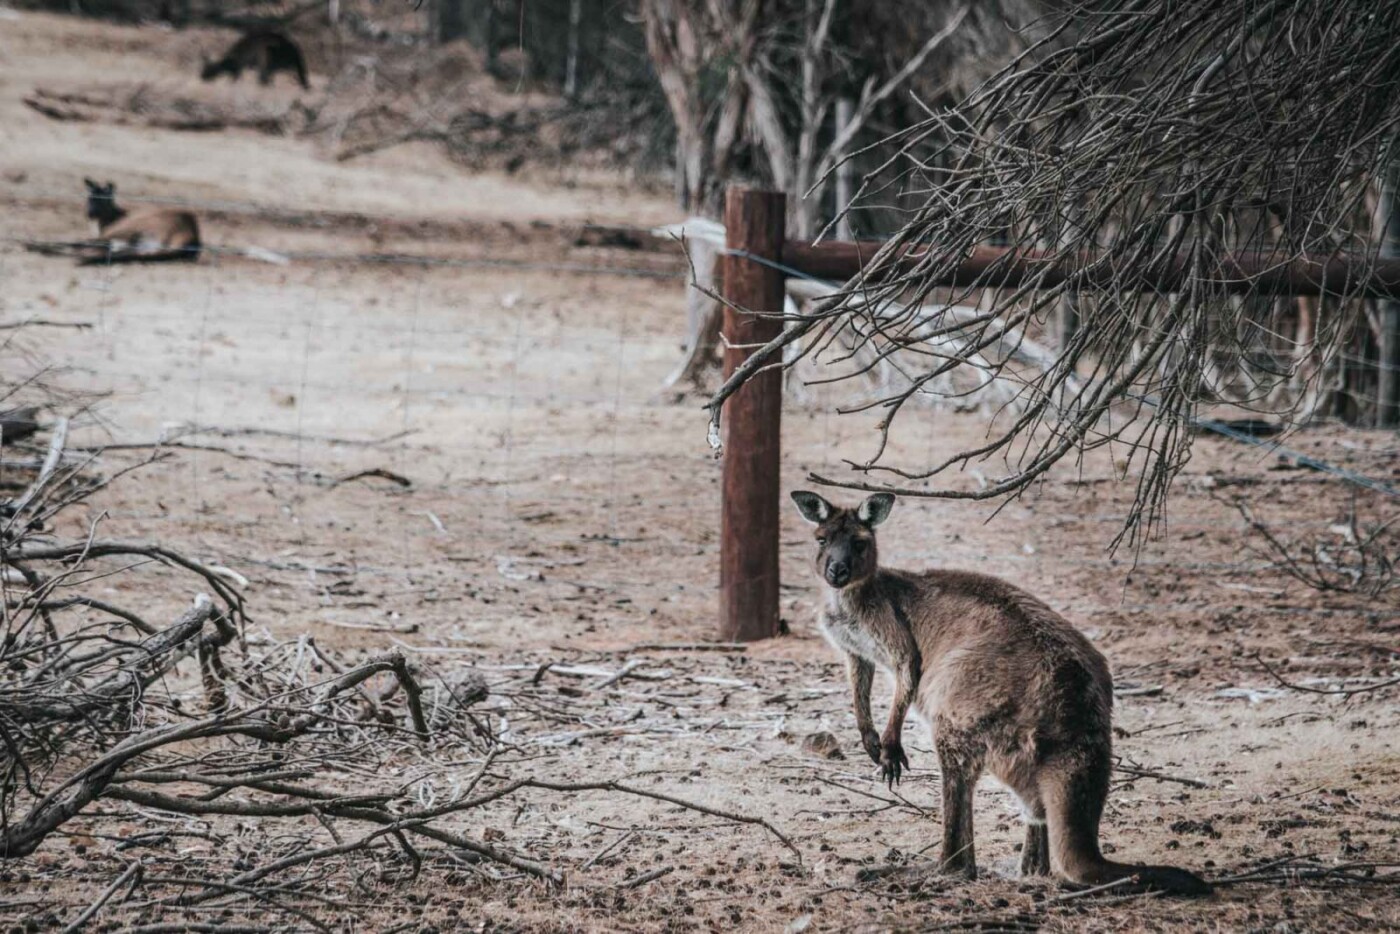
(7, 8), (1400, 930)
(6, 186), (1400, 620)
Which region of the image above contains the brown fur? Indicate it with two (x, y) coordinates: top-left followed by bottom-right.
(201, 31), (309, 90)
(82, 179), (200, 264)
(791, 490), (1210, 896)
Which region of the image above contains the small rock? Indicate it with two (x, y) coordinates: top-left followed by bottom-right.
(801, 731), (845, 760)
(786, 913), (813, 933)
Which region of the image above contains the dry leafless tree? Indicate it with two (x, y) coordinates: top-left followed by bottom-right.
(709, 0), (1400, 547)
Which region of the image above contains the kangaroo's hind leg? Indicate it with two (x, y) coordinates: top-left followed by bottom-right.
(1020, 822), (1050, 877)
(989, 736), (1052, 878)
(934, 730), (984, 879)
(1042, 750), (1114, 885)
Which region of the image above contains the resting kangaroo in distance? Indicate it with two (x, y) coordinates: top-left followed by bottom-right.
(83, 179), (201, 264)
(791, 490), (1210, 896)
(201, 31), (309, 89)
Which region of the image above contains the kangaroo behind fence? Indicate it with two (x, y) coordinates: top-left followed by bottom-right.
(82, 179), (201, 265)
(201, 31), (309, 90)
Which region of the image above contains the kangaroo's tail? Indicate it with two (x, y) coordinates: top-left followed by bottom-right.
(77, 245), (201, 265)
(1072, 859), (1212, 896)
(1046, 761), (1211, 897)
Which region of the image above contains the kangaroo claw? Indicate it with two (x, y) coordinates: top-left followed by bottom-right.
(880, 740), (910, 787)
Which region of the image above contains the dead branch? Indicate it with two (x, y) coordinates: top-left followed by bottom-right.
(0, 322), (93, 332)
(0, 418), (800, 925)
(1252, 653), (1400, 698)
(1112, 763), (1211, 790)
(519, 778), (803, 865)
(4, 416), (67, 520)
(1231, 496), (1400, 599)
(624, 642), (747, 653)
(58, 860), (142, 934)
(619, 865), (675, 888)
(326, 467), (413, 488)
(709, 0), (1400, 549)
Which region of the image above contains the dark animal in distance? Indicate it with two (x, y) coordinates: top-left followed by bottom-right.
(201, 31), (309, 89)
(791, 489), (1211, 896)
(82, 179), (201, 264)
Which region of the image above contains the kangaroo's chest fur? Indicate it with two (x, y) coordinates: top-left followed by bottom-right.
(818, 576), (921, 677)
(820, 592), (896, 672)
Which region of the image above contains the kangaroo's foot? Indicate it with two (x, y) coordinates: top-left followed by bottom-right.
(1020, 822), (1051, 877)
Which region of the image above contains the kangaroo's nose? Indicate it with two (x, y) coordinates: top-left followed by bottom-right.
(827, 562), (850, 586)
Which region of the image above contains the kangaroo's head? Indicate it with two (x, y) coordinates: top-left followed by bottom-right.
(84, 178), (120, 226)
(791, 490), (895, 589)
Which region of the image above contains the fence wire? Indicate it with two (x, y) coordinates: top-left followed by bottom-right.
(4, 192), (1398, 623)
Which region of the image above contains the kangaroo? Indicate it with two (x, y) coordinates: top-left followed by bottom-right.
(82, 179), (201, 264)
(790, 490), (1210, 896)
(201, 31), (309, 90)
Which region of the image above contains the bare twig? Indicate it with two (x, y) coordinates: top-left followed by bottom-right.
(59, 861), (143, 933)
(1252, 653), (1400, 697)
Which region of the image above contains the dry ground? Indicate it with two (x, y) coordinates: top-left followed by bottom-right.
(2, 10), (1400, 932)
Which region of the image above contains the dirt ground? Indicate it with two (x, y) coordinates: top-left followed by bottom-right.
(3, 10), (1400, 933)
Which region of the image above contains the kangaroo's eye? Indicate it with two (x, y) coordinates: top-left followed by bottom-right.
(816, 537), (827, 546)
(853, 540), (869, 553)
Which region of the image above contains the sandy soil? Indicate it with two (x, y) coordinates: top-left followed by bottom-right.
(2, 10), (1400, 933)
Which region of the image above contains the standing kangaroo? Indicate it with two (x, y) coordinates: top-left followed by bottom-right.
(82, 179), (201, 264)
(791, 490), (1209, 895)
(201, 31), (309, 89)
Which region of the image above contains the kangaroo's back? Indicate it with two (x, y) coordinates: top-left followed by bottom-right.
(100, 209), (201, 249)
(902, 568), (1112, 706)
(202, 31), (308, 88)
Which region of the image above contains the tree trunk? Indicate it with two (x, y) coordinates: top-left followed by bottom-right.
(1379, 169), (1400, 426)
(642, 0), (759, 216)
(642, 0), (707, 212)
(834, 96), (855, 240)
(564, 0), (583, 98)
(436, 0), (469, 44)
(485, 0), (498, 73)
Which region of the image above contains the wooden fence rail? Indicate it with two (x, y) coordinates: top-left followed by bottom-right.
(782, 241), (1400, 299)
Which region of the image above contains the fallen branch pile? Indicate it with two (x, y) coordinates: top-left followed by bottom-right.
(0, 341), (800, 928)
(23, 85), (303, 134)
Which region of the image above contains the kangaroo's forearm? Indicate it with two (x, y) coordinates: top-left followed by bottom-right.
(847, 654), (882, 763)
(881, 648), (921, 742)
(882, 672), (917, 743)
(847, 654), (876, 733)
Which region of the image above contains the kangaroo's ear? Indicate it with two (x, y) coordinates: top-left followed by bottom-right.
(84, 178), (99, 191)
(856, 493), (895, 527)
(790, 490), (833, 524)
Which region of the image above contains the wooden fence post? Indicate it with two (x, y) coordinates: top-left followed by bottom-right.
(720, 188), (786, 642)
